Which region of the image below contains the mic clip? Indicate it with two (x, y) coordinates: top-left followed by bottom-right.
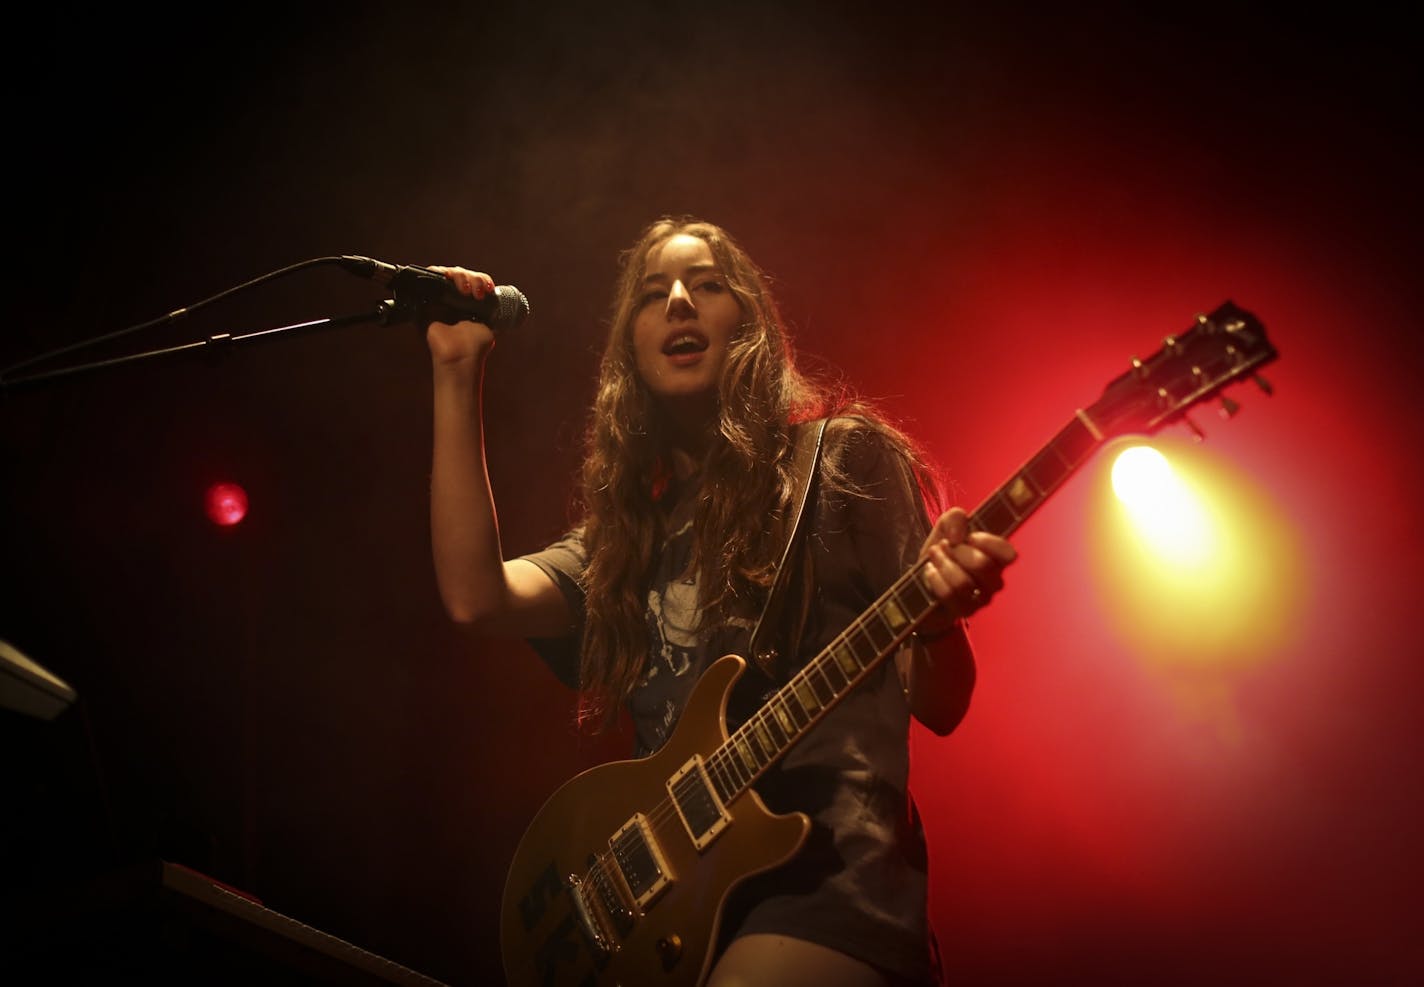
(375, 265), (458, 325)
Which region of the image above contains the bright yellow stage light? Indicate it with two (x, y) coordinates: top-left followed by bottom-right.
(1090, 439), (1304, 675)
(1110, 445), (1214, 569)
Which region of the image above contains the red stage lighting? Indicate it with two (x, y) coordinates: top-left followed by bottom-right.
(204, 482), (249, 527)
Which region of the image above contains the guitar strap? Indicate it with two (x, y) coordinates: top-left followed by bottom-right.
(749, 417), (829, 680)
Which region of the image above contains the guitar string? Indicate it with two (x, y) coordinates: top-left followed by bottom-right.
(577, 462), (1032, 874)
(560, 314), (1269, 940)
(576, 567), (940, 912)
(588, 430), (1104, 881)
(602, 329), (1244, 849)
(588, 573), (919, 857)
(638, 423), (1098, 833)
(601, 562), (938, 855)
(572, 411), (1114, 917)
(576, 497), (1038, 924)
(577, 331), (1279, 921)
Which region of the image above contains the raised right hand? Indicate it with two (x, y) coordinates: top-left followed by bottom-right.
(424, 265), (498, 368)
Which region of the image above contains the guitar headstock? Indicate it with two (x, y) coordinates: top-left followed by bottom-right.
(1088, 301), (1277, 440)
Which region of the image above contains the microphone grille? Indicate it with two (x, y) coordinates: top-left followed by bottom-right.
(493, 285), (531, 332)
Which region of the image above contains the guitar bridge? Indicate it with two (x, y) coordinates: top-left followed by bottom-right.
(566, 873), (613, 958)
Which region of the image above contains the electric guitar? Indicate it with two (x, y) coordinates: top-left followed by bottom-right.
(500, 301), (1278, 986)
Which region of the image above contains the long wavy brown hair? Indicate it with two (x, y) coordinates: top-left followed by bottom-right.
(574, 216), (937, 731)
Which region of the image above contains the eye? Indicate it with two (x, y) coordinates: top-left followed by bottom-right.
(638, 289), (668, 308)
(694, 280), (725, 294)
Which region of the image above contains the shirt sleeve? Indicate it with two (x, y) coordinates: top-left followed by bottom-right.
(517, 527), (588, 689)
(832, 424), (933, 604)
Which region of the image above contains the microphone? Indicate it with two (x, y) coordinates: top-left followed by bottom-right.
(338, 255), (530, 332)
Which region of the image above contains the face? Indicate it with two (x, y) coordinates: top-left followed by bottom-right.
(631, 233), (743, 411)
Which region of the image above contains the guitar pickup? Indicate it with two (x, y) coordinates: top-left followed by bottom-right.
(610, 813), (673, 912)
(667, 755), (731, 851)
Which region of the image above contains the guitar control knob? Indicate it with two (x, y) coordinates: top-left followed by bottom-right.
(656, 933), (684, 969)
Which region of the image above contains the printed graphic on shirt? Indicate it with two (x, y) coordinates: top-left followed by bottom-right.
(634, 511), (702, 754)
(646, 575), (699, 680)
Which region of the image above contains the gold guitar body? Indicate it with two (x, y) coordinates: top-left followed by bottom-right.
(500, 654), (810, 987)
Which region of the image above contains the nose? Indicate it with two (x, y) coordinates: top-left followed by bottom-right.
(666, 279), (695, 317)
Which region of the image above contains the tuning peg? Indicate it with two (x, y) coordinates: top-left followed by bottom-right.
(1253, 374), (1274, 396)
(1219, 396), (1241, 419)
(1183, 414), (1207, 442)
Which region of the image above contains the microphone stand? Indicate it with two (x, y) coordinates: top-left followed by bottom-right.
(0, 256), (434, 903)
(1, 309), (403, 391)
(0, 255), (458, 393)
(2, 254), (527, 394)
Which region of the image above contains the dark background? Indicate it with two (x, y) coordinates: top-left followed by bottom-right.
(3, 3), (1420, 984)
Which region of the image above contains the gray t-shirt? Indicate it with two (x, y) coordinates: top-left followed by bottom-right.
(521, 424), (941, 984)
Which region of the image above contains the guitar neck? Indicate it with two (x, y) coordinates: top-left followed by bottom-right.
(969, 411), (1105, 538)
(702, 300), (1278, 805)
(703, 411), (1106, 804)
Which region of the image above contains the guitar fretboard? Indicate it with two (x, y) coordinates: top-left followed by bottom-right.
(703, 412), (1106, 804)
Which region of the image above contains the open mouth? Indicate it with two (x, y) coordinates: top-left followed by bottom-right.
(662, 332), (709, 356)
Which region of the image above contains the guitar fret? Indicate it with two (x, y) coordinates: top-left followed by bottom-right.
(721, 752), (742, 794)
(897, 572), (935, 620)
(881, 592), (911, 633)
(732, 742), (754, 784)
(784, 693), (808, 730)
(830, 640), (861, 677)
(712, 561), (976, 806)
(1003, 473), (1039, 514)
(818, 652), (850, 692)
(734, 746), (757, 786)
(752, 717), (778, 760)
(706, 752), (729, 803)
(715, 400), (1153, 808)
(716, 749), (744, 790)
(971, 415), (1106, 540)
(974, 493), (1016, 537)
(771, 696), (798, 736)
(733, 735), (758, 775)
(808, 661), (836, 704)
(1023, 449), (1064, 498)
(1052, 416), (1099, 467)
(792, 675), (821, 716)
(848, 623), (878, 663)
(739, 726), (763, 764)
(861, 611), (895, 653)
(709, 756), (732, 803)
(762, 709), (788, 748)
(796, 693), (813, 727)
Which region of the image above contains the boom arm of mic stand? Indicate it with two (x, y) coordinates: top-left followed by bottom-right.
(0, 305), (400, 393)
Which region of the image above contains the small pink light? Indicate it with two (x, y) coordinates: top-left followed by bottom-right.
(205, 482), (249, 527)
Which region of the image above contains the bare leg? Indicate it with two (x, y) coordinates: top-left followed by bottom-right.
(706, 933), (891, 987)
